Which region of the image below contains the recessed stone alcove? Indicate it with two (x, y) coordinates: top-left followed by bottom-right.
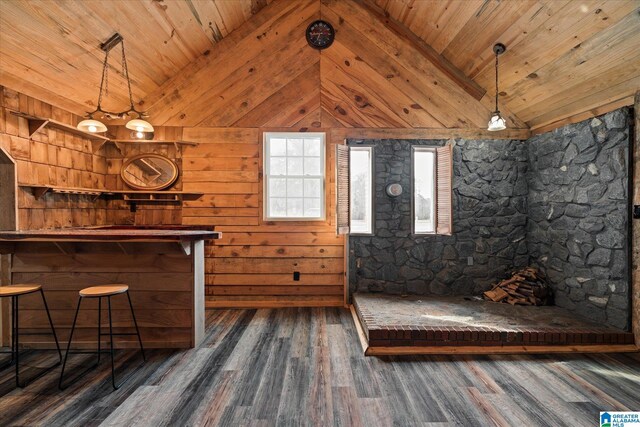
(349, 108), (631, 330)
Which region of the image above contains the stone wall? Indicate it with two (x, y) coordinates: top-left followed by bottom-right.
(526, 108), (631, 329)
(349, 138), (529, 296)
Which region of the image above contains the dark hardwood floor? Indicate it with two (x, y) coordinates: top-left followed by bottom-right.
(1, 308), (639, 426)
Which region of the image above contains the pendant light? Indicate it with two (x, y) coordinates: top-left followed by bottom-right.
(488, 43), (507, 131)
(78, 33), (154, 135)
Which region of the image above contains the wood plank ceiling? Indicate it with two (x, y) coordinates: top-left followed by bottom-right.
(0, 0), (272, 115)
(0, 0), (638, 132)
(374, 0), (640, 132)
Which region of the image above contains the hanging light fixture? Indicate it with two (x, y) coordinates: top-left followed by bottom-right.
(78, 33), (154, 135)
(488, 43), (507, 131)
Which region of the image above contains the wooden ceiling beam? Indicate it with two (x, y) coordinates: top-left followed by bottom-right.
(353, 0), (487, 101)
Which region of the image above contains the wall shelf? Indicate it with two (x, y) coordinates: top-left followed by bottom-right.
(10, 111), (110, 143)
(108, 140), (198, 155)
(9, 112), (197, 153)
(23, 185), (113, 201)
(20, 185), (203, 203)
(119, 191), (203, 204)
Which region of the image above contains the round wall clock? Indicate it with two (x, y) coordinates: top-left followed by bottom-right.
(306, 20), (335, 50)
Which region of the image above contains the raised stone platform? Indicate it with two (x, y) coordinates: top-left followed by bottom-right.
(353, 293), (635, 354)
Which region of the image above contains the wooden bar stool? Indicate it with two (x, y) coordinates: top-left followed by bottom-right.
(59, 284), (145, 390)
(0, 284), (62, 388)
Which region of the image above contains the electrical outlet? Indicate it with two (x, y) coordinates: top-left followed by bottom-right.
(467, 257), (473, 266)
(293, 271), (300, 281)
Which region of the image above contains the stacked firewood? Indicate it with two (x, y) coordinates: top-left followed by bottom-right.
(483, 267), (550, 306)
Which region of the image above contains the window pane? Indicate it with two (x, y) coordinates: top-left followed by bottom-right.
(303, 157), (321, 175)
(265, 133), (325, 220)
(287, 198), (303, 216)
(304, 198), (321, 217)
(270, 157), (286, 175)
(287, 138), (303, 156)
(414, 149), (435, 233)
(270, 178), (286, 197)
(270, 138), (286, 156)
(350, 147), (373, 234)
(270, 198), (287, 217)
(287, 178), (303, 197)
(287, 157), (304, 175)
(304, 178), (321, 198)
(304, 139), (321, 156)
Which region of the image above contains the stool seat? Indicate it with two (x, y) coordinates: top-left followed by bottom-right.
(0, 284), (41, 297)
(79, 285), (129, 298)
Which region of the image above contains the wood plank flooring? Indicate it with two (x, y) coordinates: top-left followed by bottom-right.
(0, 308), (639, 426)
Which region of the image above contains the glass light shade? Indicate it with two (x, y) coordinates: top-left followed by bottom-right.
(126, 118), (154, 133)
(487, 111), (507, 131)
(77, 118), (107, 133)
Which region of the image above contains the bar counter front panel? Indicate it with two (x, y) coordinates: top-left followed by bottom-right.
(0, 227), (220, 349)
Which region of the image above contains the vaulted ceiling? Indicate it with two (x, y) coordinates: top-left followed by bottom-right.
(0, 0), (638, 133)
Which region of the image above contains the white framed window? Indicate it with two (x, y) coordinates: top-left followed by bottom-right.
(412, 147), (436, 234)
(412, 144), (453, 235)
(264, 132), (325, 220)
(349, 146), (374, 234)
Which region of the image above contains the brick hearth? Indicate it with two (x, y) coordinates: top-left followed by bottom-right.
(354, 294), (635, 348)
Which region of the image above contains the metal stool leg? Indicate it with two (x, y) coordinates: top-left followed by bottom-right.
(107, 296), (118, 390)
(40, 289), (62, 363)
(59, 288), (145, 391)
(14, 296), (19, 388)
(126, 291), (145, 361)
(59, 297), (82, 389)
(97, 297), (102, 365)
(0, 296), (15, 371)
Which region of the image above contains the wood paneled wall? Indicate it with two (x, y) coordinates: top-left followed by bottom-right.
(0, 0), (534, 309)
(11, 241), (198, 349)
(180, 128), (345, 308)
(0, 87), (108, 230)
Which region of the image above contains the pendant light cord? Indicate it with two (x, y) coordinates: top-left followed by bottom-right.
(494, 51), (499, 112)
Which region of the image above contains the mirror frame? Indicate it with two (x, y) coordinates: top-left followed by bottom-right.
(120, 153), (179, 191)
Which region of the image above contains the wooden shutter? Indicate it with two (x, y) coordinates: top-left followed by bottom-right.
(436, 144), (453, 235)
(336, 144), (350, 234)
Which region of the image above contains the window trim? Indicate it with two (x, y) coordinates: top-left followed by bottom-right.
(411, 145), (437, 236)
(349, 144), (375, 236)
(263, 132), (326, 221)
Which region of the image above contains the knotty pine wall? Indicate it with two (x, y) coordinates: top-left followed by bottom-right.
(0, 87), (108, 230)
(180, 128), (345, 308)
(0, 0), (534, 308)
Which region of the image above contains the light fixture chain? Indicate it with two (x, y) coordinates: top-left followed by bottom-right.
(97, 49), (111, 110)
(121, 40), (135, 110)
(83, 33), (149, 124)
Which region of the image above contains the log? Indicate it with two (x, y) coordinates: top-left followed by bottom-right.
(484, 267), (550, 306)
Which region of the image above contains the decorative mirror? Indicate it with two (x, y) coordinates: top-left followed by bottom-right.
(120, 154), (179, 191)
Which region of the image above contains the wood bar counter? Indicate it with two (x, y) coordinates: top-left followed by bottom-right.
(0, 226), (220, 349)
